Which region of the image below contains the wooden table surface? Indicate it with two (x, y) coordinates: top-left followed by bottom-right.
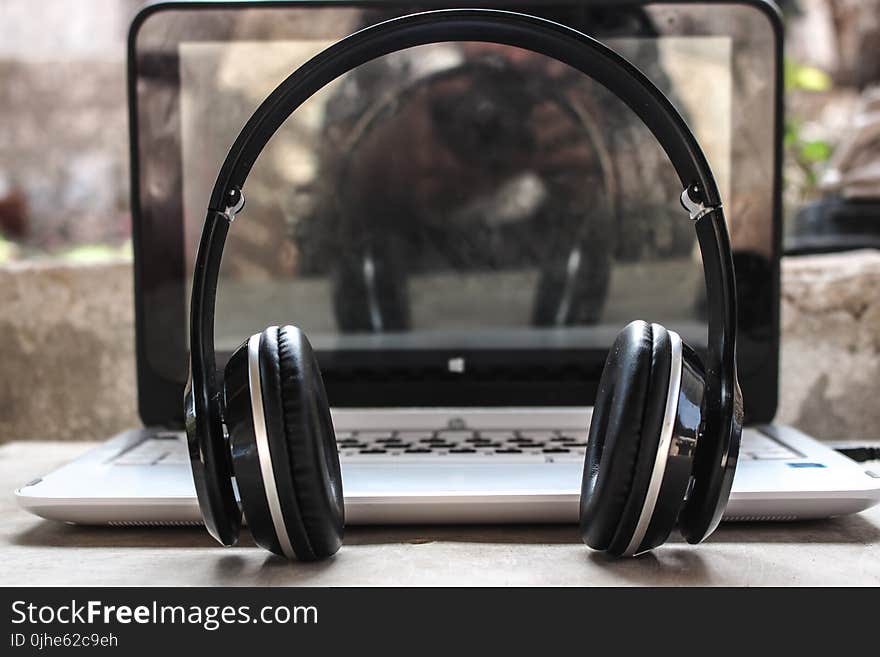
(3, 441), (880, 586)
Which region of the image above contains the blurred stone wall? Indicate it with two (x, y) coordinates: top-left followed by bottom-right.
(783, 0), (880, 213)
(0, 260), (138, 442)
(0, 0), (140, 253)
(1, 252), (879, 443)
(776, 250), (880, 440)
(788, 0), (880, 88)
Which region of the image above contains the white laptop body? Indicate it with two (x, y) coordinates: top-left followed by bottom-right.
(16, 408), (880, 526)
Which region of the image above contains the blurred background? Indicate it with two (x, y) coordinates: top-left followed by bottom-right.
(1, 0), (878, 263)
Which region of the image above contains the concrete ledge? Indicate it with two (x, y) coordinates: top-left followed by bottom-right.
(0, 259), (138, 441)
(776, 249), (880, 440)
(1, 250), (878, 442)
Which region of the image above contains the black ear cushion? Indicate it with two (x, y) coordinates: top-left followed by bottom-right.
(579, 320), (654, 551)
(257, 328), (316, 559)
(257, 326), (344, 560)
(606, 324), (673, 555)
(276, 326), (345, 558)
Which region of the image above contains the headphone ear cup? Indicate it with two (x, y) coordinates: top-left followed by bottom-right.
(224, 335), (281, 554)
(273, 325), (344, 557)
(605, 323), (673, 555)
(580, 321), (654, 551)
(579, 321), (676, 556)
(224, 326), (343, 560)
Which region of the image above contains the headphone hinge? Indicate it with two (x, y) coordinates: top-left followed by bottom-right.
(218, 187), (245, 223)
(680, 184), (718, 221)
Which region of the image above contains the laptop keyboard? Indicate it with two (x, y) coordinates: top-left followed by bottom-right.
(110, 427), (799, 466)
(334, 429), (588, 461)
(112, 434), (191, 466)
(738, 430), (802, 460)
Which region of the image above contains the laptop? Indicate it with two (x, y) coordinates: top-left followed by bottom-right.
(16, 0), (880, 527)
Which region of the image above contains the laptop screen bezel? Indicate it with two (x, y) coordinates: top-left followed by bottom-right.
(127, 0), (783, 427)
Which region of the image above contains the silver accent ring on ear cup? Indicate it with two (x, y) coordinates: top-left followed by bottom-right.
(622, 328), (683, 556)
(247, 334), (297, 560)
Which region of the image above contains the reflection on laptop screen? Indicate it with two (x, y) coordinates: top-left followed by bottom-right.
(132, 3), (777, 415)
(179, 33), (732, 352)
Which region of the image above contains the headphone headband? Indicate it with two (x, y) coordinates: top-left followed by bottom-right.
(208, 9), (721, 210)
(187, 8), (741, 546)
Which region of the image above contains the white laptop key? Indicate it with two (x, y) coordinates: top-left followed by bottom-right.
(436, 430), (475, 441)
(112, 440), (174, 466)
(396, 431), (435, 441)
(519, 430), (558, 441)
(740, 432), (800, 460)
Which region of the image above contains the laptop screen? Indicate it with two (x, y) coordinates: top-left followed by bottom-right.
(130, 1), (780, 424)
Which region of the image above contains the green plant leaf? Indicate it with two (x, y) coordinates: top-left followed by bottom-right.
(800, 140), (832, 162)
(784, 118), (800, 147)
(786, 60), (832, 92)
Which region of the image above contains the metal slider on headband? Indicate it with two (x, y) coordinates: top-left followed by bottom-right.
(220, 187), (246, 223)
(680, 183), (718, 221)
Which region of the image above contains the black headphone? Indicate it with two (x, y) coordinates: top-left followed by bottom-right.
(185, 9), (743, 559)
